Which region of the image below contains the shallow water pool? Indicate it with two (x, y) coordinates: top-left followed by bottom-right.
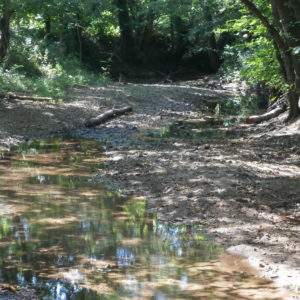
(0, 138), (287, 299)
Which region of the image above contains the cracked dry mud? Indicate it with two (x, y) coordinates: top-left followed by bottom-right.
(0, 78), (299, 298)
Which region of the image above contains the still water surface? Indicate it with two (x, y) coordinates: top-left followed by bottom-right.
(0, 139), (286, 299)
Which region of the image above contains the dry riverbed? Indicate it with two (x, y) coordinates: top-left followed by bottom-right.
(0, 78), (299, 298)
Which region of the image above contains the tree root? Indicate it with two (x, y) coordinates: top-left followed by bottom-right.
(246, 105), (286, 124)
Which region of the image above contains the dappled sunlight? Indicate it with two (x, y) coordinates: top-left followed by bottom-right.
(242, 160), (300, 177)
(67, 253), (288, 300)
(34, 217), (78, 225)
(90, 117), (300, 295)
(0, 137), (293, 299)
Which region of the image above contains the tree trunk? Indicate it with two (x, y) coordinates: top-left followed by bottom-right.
(287, 90), (300, 120)
(44, 14), (51, 36)
(169, 15), (187, 64)
(170, 16), (175, 54)
(204, 5), (220, 72)
(139, 10), (155, 61)
(0, 0), (11, 62)
(240, 0), (300, 120)
(76, 13), (83, 63)
(207, 34), (220, 73)
(114, 0), (135, 62)
(246, 106), (286, 124)
(270, 0), (300, 120)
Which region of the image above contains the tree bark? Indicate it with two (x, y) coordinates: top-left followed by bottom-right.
(203, 5), (220, 72)
(240, 0), (300, 120)
(75, 12), (83, 63)
(270, 0), (300, 120)
(173, 15), (187, 58)
(114, 0), (135, 62)
(0, 0), (12, 62)
(44, 14), (51, 36)
(84, 106), (133, 128)
(286, 90), (300, 120)
(246, 106), (286, 124)
(138, 10), (155, 61)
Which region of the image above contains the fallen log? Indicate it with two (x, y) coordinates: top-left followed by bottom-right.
(246, 106), (286, 124)
(85, 106), (133, 128)
(0, 92), (52, 101)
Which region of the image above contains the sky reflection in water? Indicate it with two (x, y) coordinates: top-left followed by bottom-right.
(0, 138), (286, 299)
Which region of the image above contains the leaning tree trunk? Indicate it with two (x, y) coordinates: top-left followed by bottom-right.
(0, 0), (11, 62)
(240, 0), (300, 120)
(270, 0), (300, 120)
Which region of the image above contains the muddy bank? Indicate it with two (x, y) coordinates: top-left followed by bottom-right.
(0, 79), (299, 297)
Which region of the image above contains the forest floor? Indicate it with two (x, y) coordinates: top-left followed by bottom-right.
(0, 77), (299, 298)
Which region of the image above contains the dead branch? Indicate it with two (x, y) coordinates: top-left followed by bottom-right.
(84, 106), (133, 128)
(0, 92), (52, 101)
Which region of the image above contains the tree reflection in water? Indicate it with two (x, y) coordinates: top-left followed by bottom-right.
(0, 139), (288, 299)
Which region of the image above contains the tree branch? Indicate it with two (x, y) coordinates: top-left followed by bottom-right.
(0, 92), (52, 101)
(239, 0), (288, 51)
(84, 106), (133, 127)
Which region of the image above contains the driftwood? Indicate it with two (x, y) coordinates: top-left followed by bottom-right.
(85, 106), (133, 128)
(0, 92), (52, 101)
(246, 106), (286, 124)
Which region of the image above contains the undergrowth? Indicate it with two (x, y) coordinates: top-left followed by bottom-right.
(215, 96), (265, 116)
(0, 58), (108, 99)
(0, 26), (109, 100)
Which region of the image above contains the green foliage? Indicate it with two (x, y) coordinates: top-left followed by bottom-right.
(215, 95), (264, 116)
(215, 98), (242, 115)
(1, 0), (238, 85)
(0, 0), (293, 114)
(220, 1), (287, 91)
(0, 0), (112, 99)
(0, 218), (11, 239)
(0, 58), (107, 98)
(0, 21), (108, 98)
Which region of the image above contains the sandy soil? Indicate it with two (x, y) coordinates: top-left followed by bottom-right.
(0, 78), (299, 298)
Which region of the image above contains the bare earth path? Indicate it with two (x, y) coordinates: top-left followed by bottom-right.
(0, 79), (299, 298)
